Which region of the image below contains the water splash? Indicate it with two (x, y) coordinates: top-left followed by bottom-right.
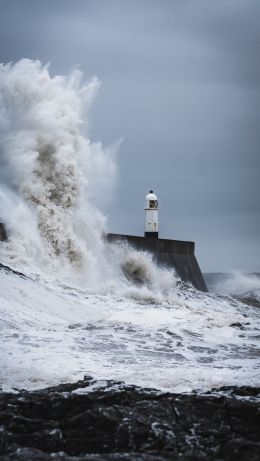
(0, 59), (178, 295)
(0, 60), (116, 282)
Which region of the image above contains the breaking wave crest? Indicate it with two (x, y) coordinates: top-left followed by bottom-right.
(215, 273), (260, 297)
(0, 59), (177, 294)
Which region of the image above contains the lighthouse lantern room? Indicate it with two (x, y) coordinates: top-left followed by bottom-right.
(144, 190), (158, 238)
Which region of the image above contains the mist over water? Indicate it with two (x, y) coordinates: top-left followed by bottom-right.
(0, 60), (259, 393)
(212, 273), (260, 297)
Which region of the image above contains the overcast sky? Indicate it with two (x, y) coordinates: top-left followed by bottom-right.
(0, 0), (259, 272)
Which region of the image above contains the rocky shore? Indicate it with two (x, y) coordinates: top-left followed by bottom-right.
(0, 377), (259, 461)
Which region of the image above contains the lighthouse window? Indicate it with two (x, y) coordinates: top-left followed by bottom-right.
(149, 200), (158, 209)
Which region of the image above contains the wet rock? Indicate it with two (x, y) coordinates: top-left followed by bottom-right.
(0, 377), (259, 461)
(0, 262), (27, 279)
(230, 322), (244, 329)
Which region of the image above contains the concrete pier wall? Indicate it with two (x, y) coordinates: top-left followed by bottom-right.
(0, 222), (207, 291)
(0, 223), (7, 242)
(107, 233), (207, 292)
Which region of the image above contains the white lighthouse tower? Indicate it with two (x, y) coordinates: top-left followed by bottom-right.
(144, 190), (159, 238)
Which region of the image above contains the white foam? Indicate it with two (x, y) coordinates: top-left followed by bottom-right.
(0, 269), (259, 393)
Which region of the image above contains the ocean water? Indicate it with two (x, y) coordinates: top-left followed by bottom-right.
(0, 60), (259, 393)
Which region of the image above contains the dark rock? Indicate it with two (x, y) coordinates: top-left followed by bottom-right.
(0, 377), (259, 461)
(230, 322), (244, 328)
(0, 262), (28, 279)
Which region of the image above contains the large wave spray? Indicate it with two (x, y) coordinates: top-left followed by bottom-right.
(0, 59), (177, 293)
(0, 60), (119, 282)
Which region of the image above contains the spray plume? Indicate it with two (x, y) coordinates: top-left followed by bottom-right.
(0, 60), (118, 281)
(0, 59), (177, 293)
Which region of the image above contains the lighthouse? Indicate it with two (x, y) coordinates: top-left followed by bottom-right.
(107, 188), (207, 290)
(144, 190), (158, 238)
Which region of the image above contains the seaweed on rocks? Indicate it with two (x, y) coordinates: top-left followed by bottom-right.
(0, 377), (259, 461)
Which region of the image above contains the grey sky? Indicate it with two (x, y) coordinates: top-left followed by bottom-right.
(0, 0), (259, 272)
